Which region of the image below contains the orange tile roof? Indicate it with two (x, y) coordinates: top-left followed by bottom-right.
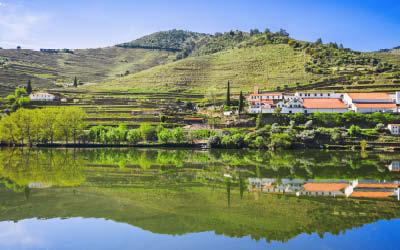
(249, 92), (283, 96)
(388, 124), (400, 126)
(184, 118), (204, 121)
(303, 98), (347, 109)
(347, 92), (392, 100)
(353, 103), (397, 108)
(350, 192), (393, 198)
(303, 183), (348, 192)
(263, 185), (276, 188)
(356, 183), (399, 188)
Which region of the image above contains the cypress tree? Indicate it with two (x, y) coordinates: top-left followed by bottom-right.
(239, 91), (244, 113)
(26, 79), (32, 94)
(73, 77), (78, 88)
(226, 81), (230, 106)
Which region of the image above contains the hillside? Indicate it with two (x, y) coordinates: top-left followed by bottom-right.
(89, 31), (400, 92)
(0, 46), (177, 95)
(1, 29), (400, 95)
(90, 43), (314, 91)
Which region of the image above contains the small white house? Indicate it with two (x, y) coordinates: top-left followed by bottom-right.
(29, 92), (55, 101)
(280, 99), (304, 114)
(388, 124), (400, 135)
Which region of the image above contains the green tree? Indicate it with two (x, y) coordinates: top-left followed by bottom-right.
(127, 129), (141, 145)
(348, 125), (361, 136)
(73, 77), (78, 88)
(255, 113), (263, 129)
(139, 123), (156, 141)
(26, 79), (32, 94)
(173, 127), (185, 143)
(158, 129), (172, 144)
(238, 91), (244, 113)
(226, 80), (231, 106)
(269, 133), (292, 150)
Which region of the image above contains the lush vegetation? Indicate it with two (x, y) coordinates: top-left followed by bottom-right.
(0, 107), (86, 145)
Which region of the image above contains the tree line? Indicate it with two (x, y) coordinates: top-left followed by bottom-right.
(0, 107), (86, 146)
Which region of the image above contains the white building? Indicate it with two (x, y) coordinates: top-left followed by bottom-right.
(29, 92), (55, 101)
(388, 124), (400, 135)
(302, 98), (348, 114)
(280, 99), (304, 114)
(294, 92), (342, 99)
(296, 182), (349, 197)
(248, 99), (276, 113)
(343, 92), (397, 113)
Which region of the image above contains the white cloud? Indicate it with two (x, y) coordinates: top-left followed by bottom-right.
(0, 222), (44, 248)
(0, 3), (52, 49)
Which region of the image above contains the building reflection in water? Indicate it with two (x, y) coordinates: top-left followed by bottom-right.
(249, 178), (400, 200)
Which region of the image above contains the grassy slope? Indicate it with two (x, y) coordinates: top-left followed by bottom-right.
(89, 44), (314, 92)
(0, 47), (176, 95)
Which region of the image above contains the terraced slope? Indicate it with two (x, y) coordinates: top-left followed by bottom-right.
(90, 44), (314, 92)
(0, 47), (177, 95)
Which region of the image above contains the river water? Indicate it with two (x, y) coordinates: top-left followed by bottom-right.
(0, 148), (399, 250)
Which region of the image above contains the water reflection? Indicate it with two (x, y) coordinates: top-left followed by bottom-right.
(0, 148), (400, 246)
(249, 178), (400, 199)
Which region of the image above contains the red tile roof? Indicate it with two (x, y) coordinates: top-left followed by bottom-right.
(347, 92), (392, 100)
(350, 192), (393, 198)
(249, 92), (283, 96)
(353, 103), (397, 109)
(356, 183), (399, 188)
(184, 118), (204, 121)
(302, 98), (347, 109)
(388, 124), (400, 126)
(303, 183), (348, 192)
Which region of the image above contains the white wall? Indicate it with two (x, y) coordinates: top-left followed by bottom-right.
(304, 108), (348, 114)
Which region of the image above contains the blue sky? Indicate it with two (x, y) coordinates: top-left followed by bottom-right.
(0, 0), (399, 51)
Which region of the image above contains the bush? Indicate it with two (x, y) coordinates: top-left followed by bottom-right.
(208, 135), (221, 148)
(172, 127), (185, 143)
(139, 123), (157, 141)
(269, 133), (292, 150)
(127, 129), (141, 145)
(348, 125), (361, 136)
(270, 123), (281, 133)
(305, 120), (313, 129)
(254, 136), (266, 149)
(375, 123), (385, 132)
(158, 129), (172, 143)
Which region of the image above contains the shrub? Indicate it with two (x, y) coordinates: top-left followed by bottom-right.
(127, 129), (141, 145)
(269, 133), (292, 150)
(158, 129), (172, 144)
(270, 123), (281, 133)
(139, 123), (157, 141)
(305, 120), (313, 129)
(375, 123), (385, 132)
(208, 135), (221, 148)
(348, 125), (361, 136)
(254, 136), (266, 149)
(172, 127), (185, 143)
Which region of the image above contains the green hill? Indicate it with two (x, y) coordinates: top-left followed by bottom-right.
(89, 31), (400, 92)
(0, 46), (177, 95)
(90, 43), (313, 92)
(116, 29), (209, 52)
(2, 29), (400, 95)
